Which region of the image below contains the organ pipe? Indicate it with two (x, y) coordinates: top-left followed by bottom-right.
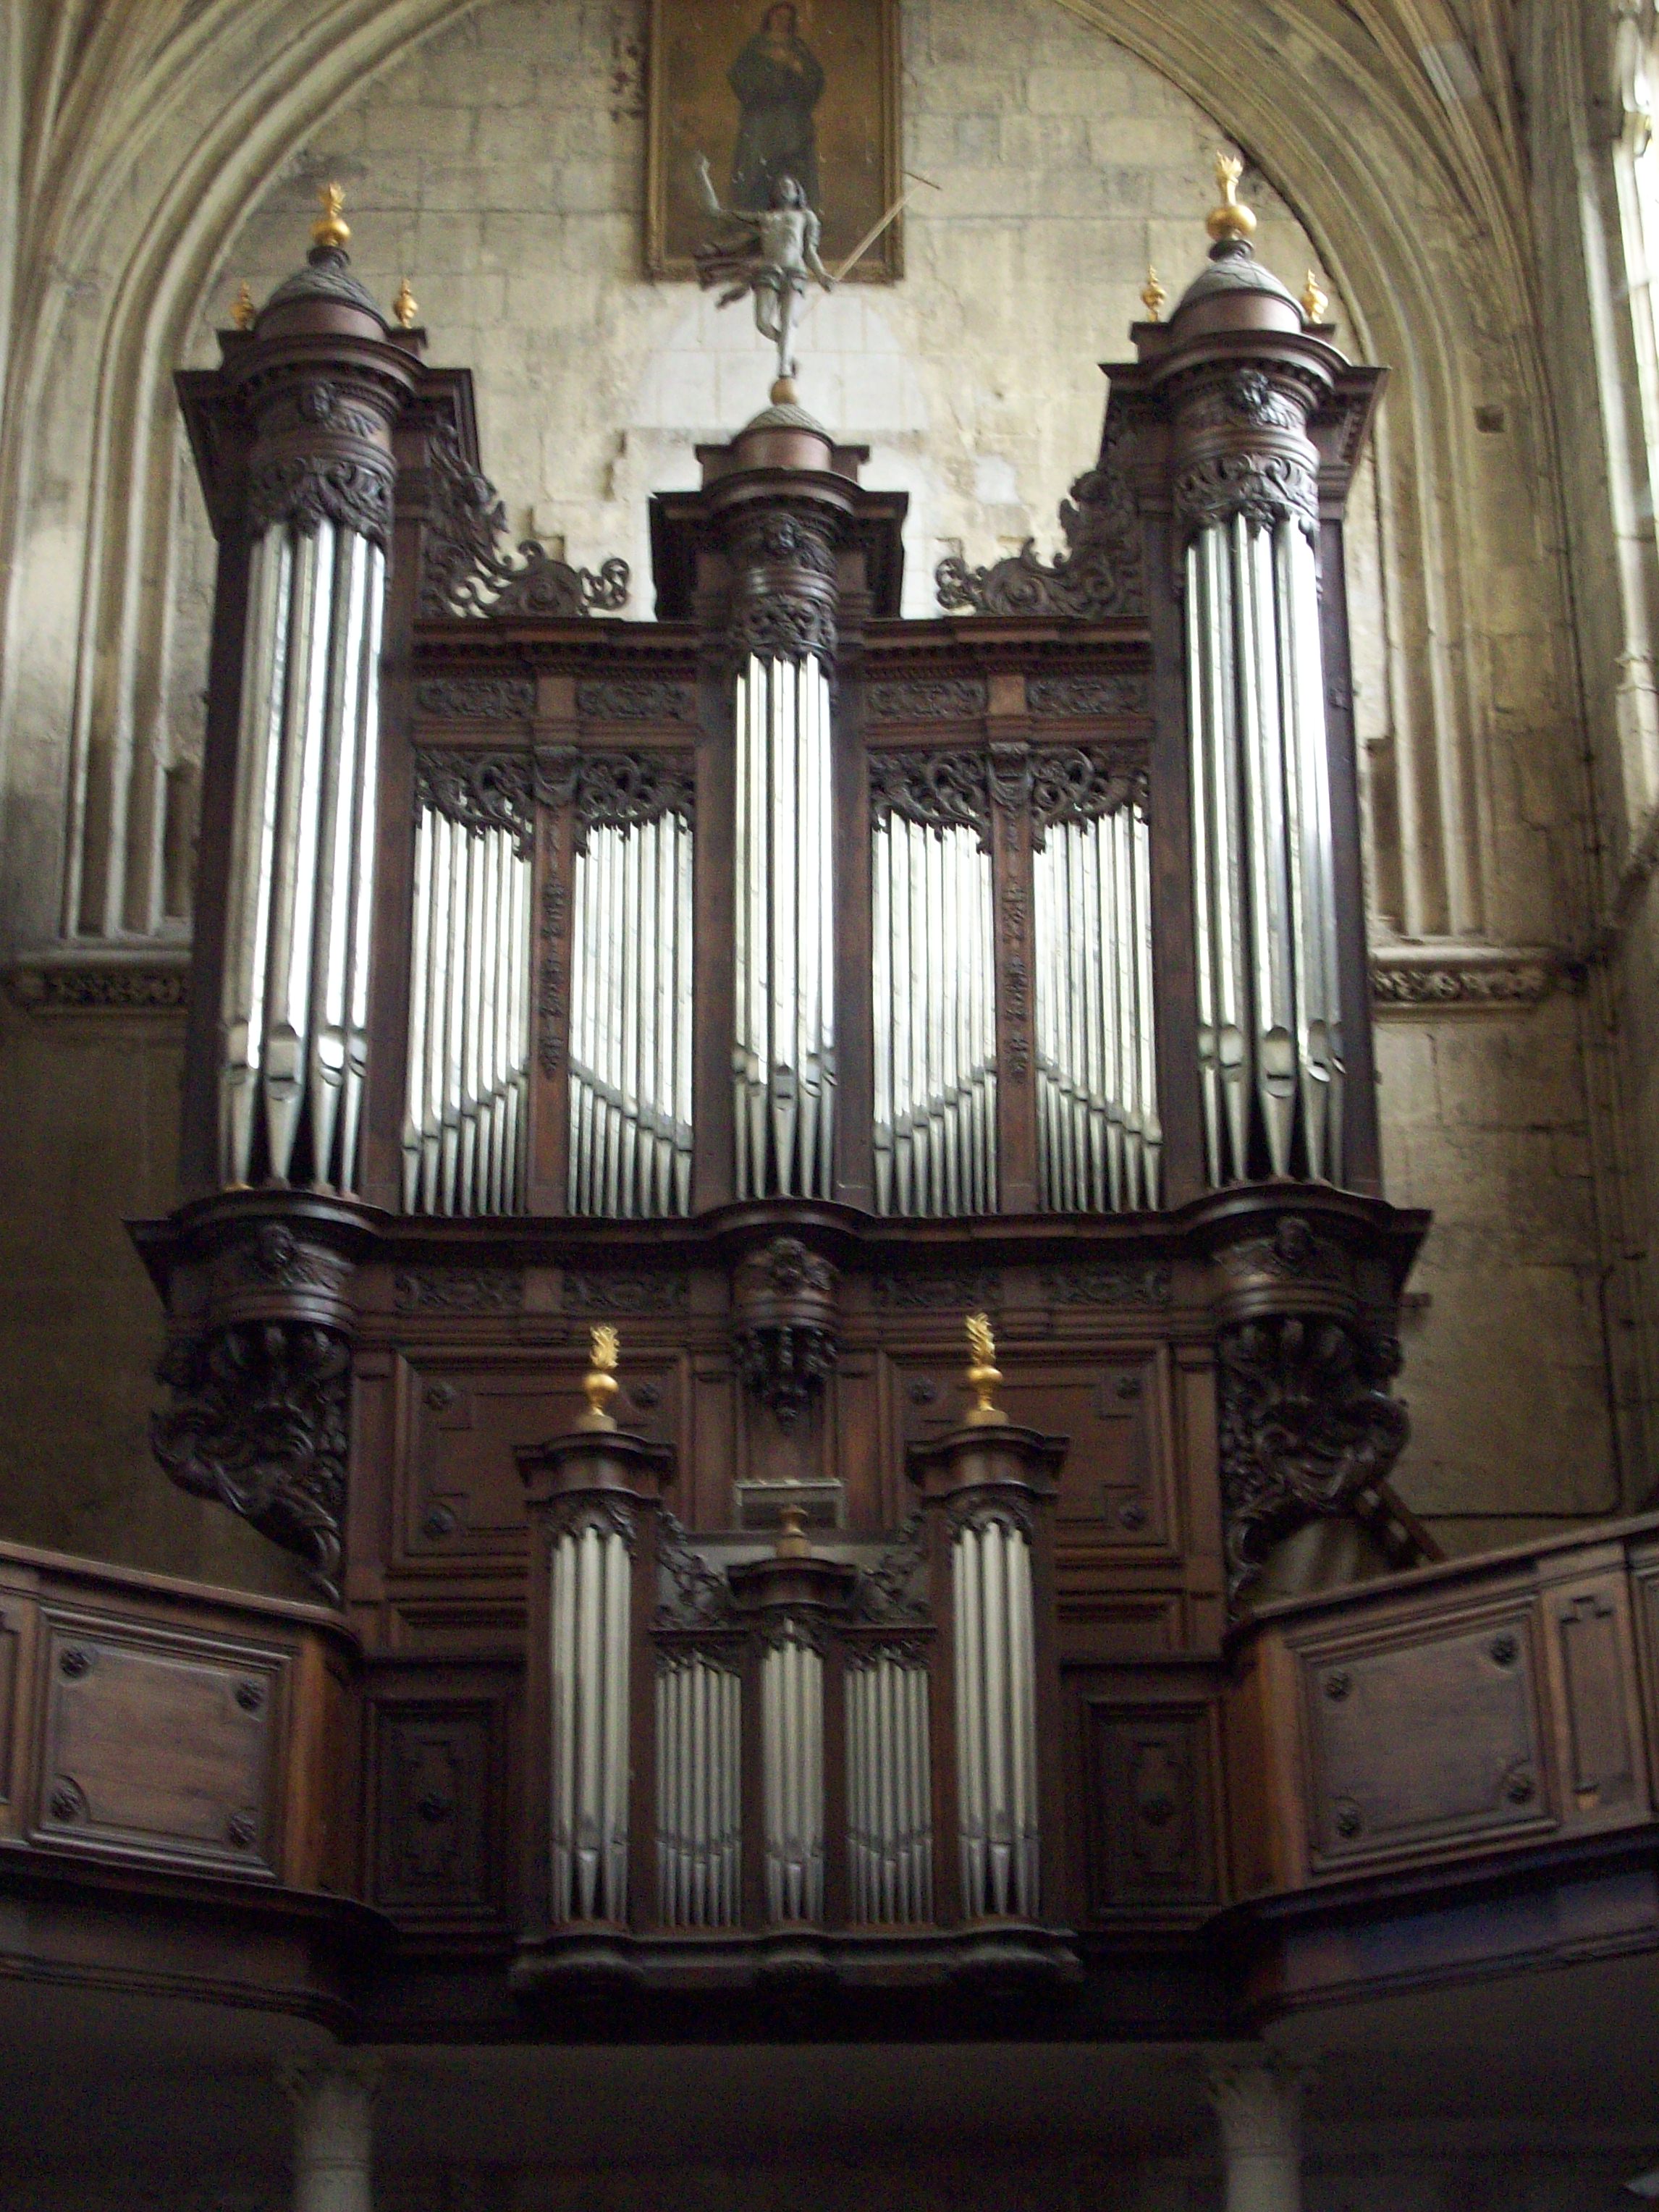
(871, 815), (997, 1217)
(567, 811), (695, 1218)
(733, 654), (836, 1200)
(656, 1652), (743, 1929)
(1186, 515), (1342, 1185)
(760, 1621), (825, 1923)
(952, 1514), (1039, 1920)
(845, 1649), (933, 1925)
(549, 1517), (633, 1924)
(1032, 802), (1160, 1212)
(219, 520), (384, 1191)
(402, 806), (532, 1215)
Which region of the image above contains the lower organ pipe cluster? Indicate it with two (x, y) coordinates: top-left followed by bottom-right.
(871, 815), (998, 1216)
(953, 1514), (1040, 1920)
(549, 1519), (633, 1924)
(1186, 515), (1343, 1185)
(760, 1624), (825, 1923)
(568, 811), (694, 1217)
(845, 1649), (933, 1925)
(403, 803), (532, 1215)
(1032, 803), (1160, 1212)
(734, 654), (836, 1199)
(220, 520), (384, 1190)
(656, 1652), (742, 1928)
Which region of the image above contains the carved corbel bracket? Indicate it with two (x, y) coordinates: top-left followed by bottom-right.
(730, 1236), (839, 1432)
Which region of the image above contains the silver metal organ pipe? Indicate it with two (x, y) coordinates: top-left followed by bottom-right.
(1033, 799), (1159, 1213)
(548, 1519), (632, 1925)
(760, 1625), (824, 1925)
(732, 654), (836, 1199)
(1184, 510), (1345, 1186)
(950, 1514), (1039, 1920)
(845, 1649), (932, 1925)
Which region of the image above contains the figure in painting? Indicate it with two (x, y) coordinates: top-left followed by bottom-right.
(693, 155), (834, 387)
(727, 3), (824, 211)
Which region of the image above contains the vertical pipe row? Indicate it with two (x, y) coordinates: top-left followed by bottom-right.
(951, 1517), (1039, 1920)
(870, 815), (997, 1216)
(761, 1626), (825, 1924)
(565, 811), (695, 1217)
(655, 1654), (742, 1928)
(1186, 517), (1344, 1185)
(845, 1651), (933, 1925)
(401, 806), (531, 1214)
(220, 523), (384, 1192)
(733, 655), (836, 1199)
(1033, 806), (1160, 1212)
(549, 1522), (632, 1924)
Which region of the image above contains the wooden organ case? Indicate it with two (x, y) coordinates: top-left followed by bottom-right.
(135, 190), (1433, 2009)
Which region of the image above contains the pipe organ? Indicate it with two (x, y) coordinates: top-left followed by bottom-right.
(147, 172), (1431, 2000)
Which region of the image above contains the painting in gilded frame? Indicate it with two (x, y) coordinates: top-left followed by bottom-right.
(647, 0), (902, 282)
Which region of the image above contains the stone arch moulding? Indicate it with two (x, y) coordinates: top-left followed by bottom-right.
(0, 0), (1561, 971)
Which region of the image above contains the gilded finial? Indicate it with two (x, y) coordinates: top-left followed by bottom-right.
(392, 277), (418, 329)
(963, 1312), (1007, 1428)
(1206, 148), (1257, 247)
(229, 282), (257, 332)
(775, 1501), (811, 1558)
(770, 373), (798, 407)
(311, 182), (351, 254)
(1301, 269), (1330, 324)
(1140, 265), (1168, 322)
(579, 1323), (620, 1431)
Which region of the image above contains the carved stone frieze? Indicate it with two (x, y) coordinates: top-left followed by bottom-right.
(1029, 746), (1149, 839)
(413, 749), (535, 856)
(1173, 450), (1319, 539)
(414, 675), (536, 722)
(866, 677), (989, 722)
(1217, 1314), (1409, 1603)
(869, 748), (993, 849)
(1371, 958), (1557, 1009)
(936, 413), (1144, 618)
(392, 1267), (525, 1315)
(7, 961), (190, 1011)
(1026, 673), (1152, 719)
(152, 1320), (350, 1606)
(1039, 1262), (1173, 1309)
(420, 426), (629, 620)
(562, 1270), (690, 1314)
(576, 678), (696, 723)
(248, 452), (394, 544)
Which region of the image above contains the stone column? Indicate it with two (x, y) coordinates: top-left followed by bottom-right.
(282, 2055), (381, 2212)
(1208, 2059), (1305, 2212)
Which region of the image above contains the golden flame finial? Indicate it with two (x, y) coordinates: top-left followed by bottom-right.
(230, 282), (257, 332)
(579, 1323), (620, 1430)
(1206, 148), (1257, 247)
(311, 182), (351, 254)
(392, 277), (418, 329)
(1140, 265), (1168, 323)
(1301, 269), (1330, 324)
(963, 1312), (1007, 1427)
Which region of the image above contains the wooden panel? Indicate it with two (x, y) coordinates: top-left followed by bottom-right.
(890, 1346), (1174, 1556)
(34, 1614), (284, 1874)
(1083, 1697), (1217, 1912)
(1296, 1603), (1550, 1871)
(1544, 1568), (1647, 1831)
(0, 1593), (23, 1822)
(395, 1348), (686, 1564)
(371, 1697), (504, 1922)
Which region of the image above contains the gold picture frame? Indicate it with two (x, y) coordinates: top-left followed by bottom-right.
(646, 0), (903, 283)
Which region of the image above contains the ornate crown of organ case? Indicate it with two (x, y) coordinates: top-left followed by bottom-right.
(132, 174), (1434, 1993)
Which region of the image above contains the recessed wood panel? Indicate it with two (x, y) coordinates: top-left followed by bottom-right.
(1084, 1700), (1216, 1910)
(35, 1616), (282, 1873)
(371, 1699), (502, 1921)
(397, 1349), (686, 1564)
(1299, 1605), (1549, 1869)
(0, 1599), (20, 1811)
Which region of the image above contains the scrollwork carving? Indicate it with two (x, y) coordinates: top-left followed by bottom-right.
(656, 1508), (735, 1629)
(1185, 368), (1306, 434)
(415, 675), (536, 721)
(539, 750), (695, 844)
(152, 1322), (350, 1606)
(936, 413), (1143, 618)
(872, 1268), (1000, 1312)
(851, 1508), (928, 1625)
(249, 453), (394, 545)
(869, 748), (992, 849)
(577, 679), (696, 723)
(946, 1490), (1036, 1541)
(1173, 451), (1318, 539)
(547, 1493), (638, 1552)
(1026, 673), (1151, 719)
(413, 749), (535, 856)
(562, 1270), (690, 1314)
(866, 677), (988, 722)
(420, 426), (629, 620)
(730, 594), (837, 664)
(1039, 1263), (1173, 1309)
(1029, 746), (1149, 840)
(1217, 1314), (1409, 1603)
(392, 1268), (525, 1315)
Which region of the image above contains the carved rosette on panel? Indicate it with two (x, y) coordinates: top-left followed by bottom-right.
(936, 410), (1144, 617)
(730, 1236), (839, 1432)
(419, 426), (629, 618)
(725, 507), (840, 666)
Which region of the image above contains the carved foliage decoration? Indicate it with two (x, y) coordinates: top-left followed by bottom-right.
(657, 1508), (735, 1630)
(415, 675), (536, 721)
(1173, 451), (1318, 539)
(936, 411), (1144, 618)
(1029, 746), (1149, 842)
(562, 1270), (691, 1314)
(393, 1268), (525, 1315)
(869, 748), (993, 849)
(557, 750), (696, 846)
(420, 426), (629, 619)
(1217, 1315), (1409, 1603)
(576, 678), (696, 723)
(1039, 1263), (1173, 1309)
(733, 1323), (837, 1432)
(413, 748), (695, 858)
(866, 677), (989, 722)
(728, 507), (840, 664)
(547, 1493), (638, 1552)
(249, 454), (394, 545)
(413, 749), (535, 855)
(153, 1322), (350, 1606)
(1026, 672), (1151, 719)
(852, 1508), (928, 1625)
